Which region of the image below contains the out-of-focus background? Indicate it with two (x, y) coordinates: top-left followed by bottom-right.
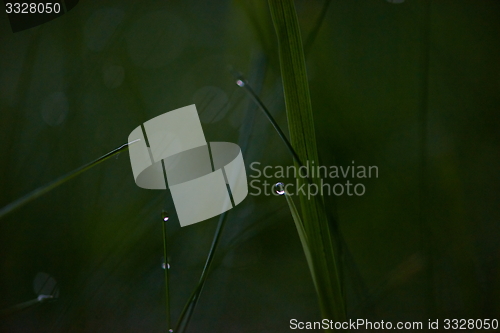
(0, 0), (499, 332)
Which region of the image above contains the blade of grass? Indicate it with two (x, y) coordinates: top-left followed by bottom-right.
(174, 57), (269, 332)
(235, 74), (374, 320)
(277, 183), (319, 294)
(161, 211), (172, 332)
(268, 0), (345, 325)
(0, 139), (140, 220)
(231, 71), (303, 169)
(174, 211), (229, 333)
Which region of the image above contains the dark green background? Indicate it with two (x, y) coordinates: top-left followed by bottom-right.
(0, 0), (499, 332)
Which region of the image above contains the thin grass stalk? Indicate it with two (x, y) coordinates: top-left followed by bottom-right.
(275, 183), (319, 294)
(161, 212), (172, 332)
(231, 72), (303, 169)
(236, 75), (366, 323)
(174, 211), (229, 333)
(0, 140), (140, 220)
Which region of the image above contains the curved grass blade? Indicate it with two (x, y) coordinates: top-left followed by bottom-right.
(174, 211), (229, 333)
(278, 184), (319, 294)
(0, 139), (140, 220)
(235, 74), (373, 320)
(174, 57), (269, 332)
(234, 68), (352, 324)
(161, 211), (172, 332)
(268, 0), (346, 325)
(231, 71), (303, 169)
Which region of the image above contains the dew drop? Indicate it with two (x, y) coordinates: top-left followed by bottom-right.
(274, 182), (285, 195)
(162, 211), (169, 222)
(169, 330), (174, 333)
(161, 262), (170, 270)
(37, 295), (53, 302)
(236, 79), (245, 87)
(33, 272), (59, 299)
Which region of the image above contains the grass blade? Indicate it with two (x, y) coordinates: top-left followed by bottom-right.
(268, 0), (346, 324)
(161, 211), (172, 332)
(174, 211), (229, 333)
(236, 73), (374, 322)
(232, 72), (303, 168)
(0, 140), (140, 220)
(277, 183), (319, 294)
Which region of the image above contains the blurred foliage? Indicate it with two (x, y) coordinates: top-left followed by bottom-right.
(0, 0), (499, 332)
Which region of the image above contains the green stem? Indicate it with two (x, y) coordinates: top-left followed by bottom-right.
(231, 71), (303, 169)
(268, 0), (346, 326)
(161, 212), (172, 332)
(0, 140), (140, 220)
(174, 211), (229, 333)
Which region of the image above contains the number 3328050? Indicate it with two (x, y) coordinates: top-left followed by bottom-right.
(5, 3), (61, 14)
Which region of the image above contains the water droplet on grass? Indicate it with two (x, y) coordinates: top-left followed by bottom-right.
(33, 272), (59, 299)
(162, 211), (169, 222)
(274, 182), (285, 195)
